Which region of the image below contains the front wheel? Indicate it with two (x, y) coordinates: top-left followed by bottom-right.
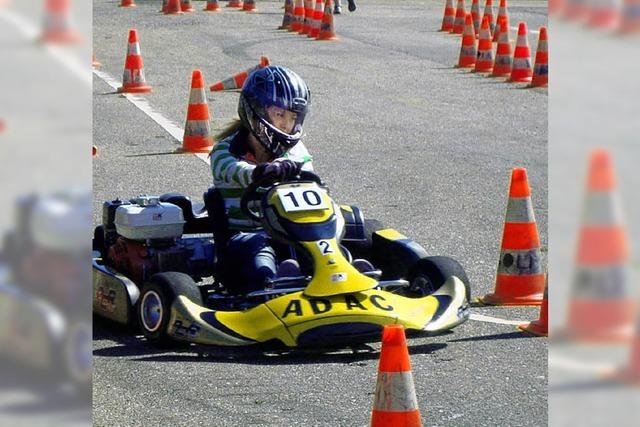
(406, 256), (471, 302)
(136, 272), (203, 345)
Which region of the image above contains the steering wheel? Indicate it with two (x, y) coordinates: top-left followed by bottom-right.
(240, 170), (324, 222)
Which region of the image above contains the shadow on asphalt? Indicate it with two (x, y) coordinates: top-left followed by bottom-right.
(447, 331), (535, 342)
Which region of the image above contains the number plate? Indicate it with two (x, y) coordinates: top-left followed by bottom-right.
(276, 187), (329, 212)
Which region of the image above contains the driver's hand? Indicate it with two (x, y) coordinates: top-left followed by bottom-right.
(252, 159), (302, 185)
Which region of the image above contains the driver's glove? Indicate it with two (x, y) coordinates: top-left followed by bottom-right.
(252, 159), (302, 185)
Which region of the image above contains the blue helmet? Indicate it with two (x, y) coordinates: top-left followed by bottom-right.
(238, 65), (310, 158)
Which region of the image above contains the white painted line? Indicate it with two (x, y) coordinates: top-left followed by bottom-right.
(92, 68), (211, 166)
(549, 355), (616, 374)
(0, 9), (91, 87)
(469, 313), (528, 326)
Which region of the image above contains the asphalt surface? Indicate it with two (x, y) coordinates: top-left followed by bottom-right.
(93, 1), (548, 426)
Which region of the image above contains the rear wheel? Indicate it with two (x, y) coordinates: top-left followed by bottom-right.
(136, 272), (203, 345)
(406, 256), (471, 302)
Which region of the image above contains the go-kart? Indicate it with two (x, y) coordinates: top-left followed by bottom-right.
(92, 171), (470, 348)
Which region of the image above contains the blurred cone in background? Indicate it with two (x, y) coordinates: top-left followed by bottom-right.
(549, 0), (566, 14)
(474, 15), (494, 72)
(587, 0), (621, 28)
(180, 0), (194, 12)
(317, 0), (338, 41)
(92, 54), (102, 69)
(493, 0), (509, 41)
(164, 0), (183, 14)
(519, 279), (549, 336)
(471, 0), (481, 34)
(529, 26), (548, 88)
(227, 0), (243, 7)
(482, 0), (495, 36)
(292, 0), (305, 32)
(301, 0), (314, 34)
(160, 0), (168, 12)
(370, 325), (422, 427)
(479, 168), (545, 306)
(440, 0), (456, 31)
(41, 0), (82, 44)
(119, 0), (136, 7)
(619, 0), (640, 32)
(491, 21), (512, 77)
(452, 0), (467, 34)
(181, 70), (214, 153)
(209, 56), (270, 91)
(204, 0), (221, 12)
(563, 0), (590, 20)
(563, 149), (636, 342)
(309, 0), (324, 37)
(242, 0), (257, 12)
(457, 13), (477, 68)
(508, 21), (533, 83)
(279, 0), (295, 28)
(118, 29), (152, 94)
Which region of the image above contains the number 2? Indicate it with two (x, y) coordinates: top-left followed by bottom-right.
(318, 240), (333, 255)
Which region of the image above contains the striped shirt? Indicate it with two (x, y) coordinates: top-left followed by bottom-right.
(209, 130), (314, 231)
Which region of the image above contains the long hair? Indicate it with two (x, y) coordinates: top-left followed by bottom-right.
(215, 119), (243, 142)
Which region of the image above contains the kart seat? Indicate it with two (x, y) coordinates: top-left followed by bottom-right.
(159, 192), (211, 234)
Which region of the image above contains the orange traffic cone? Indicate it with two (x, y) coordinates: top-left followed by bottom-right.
(279, 0), (295, 28)
(181, 0), (194, 12)
(317, 0), (338, 41)
(493, 0), (508, 42)
(563, 149), (635, 342)
(227, 0), (243, 7)
(160, 0), (168, 12)
(563, 0), (590, 20)
(118, 29), (152, 94)
(549, 0), (565, 15)
(529, 26), (548, 88)
(471, 0), (481, 34)
(608, 310), (640, 384)
(370, 325), (422, 427)
(204, 0), (221, 12)
(119, 0), (136, 7)
(180, 70), (214, 154)
(41, 0), (82, 44)
(479, 168), (545, 306)
(586, 0), (620, 29)
(308, 0), (324, 37)
(0, 119), (5, 133)
(92, 145), (98, 157)
(508, 22), (532, 83)
(300, 0), (314, 34)
(619, 0), (640, 33)
(209, 56), (270, 91)
(164, 0), (183, 14)
(440, 0), (456, 32)
(451, 0), (467, 34)
(482, 0), (495, 36)
(92, 54), (102, 69)
(518, 279), (548, 336)
(491, 20), (511, 76)
(242, 0), (257, 12)
(291, 0), (305, 32)
(457, 13), (477, 68)
(474, 15), (494, 72)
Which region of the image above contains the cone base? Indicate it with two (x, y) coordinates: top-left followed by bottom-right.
(457, 60), (476, 68)
(478, 292), (543, 306)
(529, 78), (548, 88)
(204, 7), (221, 12)
(508, 75), (533, 83)
(317, 35), (339, 41)
(118, 85), (153, 94)
(181, 6), (195, 12)
(491, 69), (511, 77)
(41, 32), (83, 44)
(278, 25), (292, 29)
(119, 4), (137, 7)
(518, 320), (547, 337)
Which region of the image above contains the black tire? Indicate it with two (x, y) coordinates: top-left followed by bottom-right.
(136, 272), (203, 345)
(406, 256), (471, 302)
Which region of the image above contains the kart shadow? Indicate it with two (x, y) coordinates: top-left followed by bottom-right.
(447, 331), (535, 342)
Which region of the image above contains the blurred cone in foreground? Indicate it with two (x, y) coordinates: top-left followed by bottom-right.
(482, 0), (495, 36)
(41, 0), (82, 44)
(292, 0), (305, 32)
(491, 21), (512, 77)
(452, 0), (467, 33)
(209, 56), (270, 91)
(440, 0), (456, 31)
(608, 310), (640, 384)
(120, 0), (136, 7)
(519, 280), (548, 336)
(118, 29), (152, 94)
(309, 0), (324, 37)
(529, 26), (548, 88)
(279, 0), (295, 28)
(457, 13), (477, 68)
(471, 0), (481, 34)
(370, 325), (422, 427)
(587, 0), (620, 28)
(242, 0), (257, 12)
(204, 0), (221, 12)
(474, 15), (494, 72)
(165, 0), (183, 14)
(479, 168), (545, 306)
(493, 0), (508, 41)
(563, 0), (590, 20)
(563, 149), (635, 342)
(508, 21), (532, 83)
(181, 0), (195, 12)
(227, 0), (243, 7)
(181, 70), (214, 153)
(619, 0), (640, 33)
(317, 0), (338, 41)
